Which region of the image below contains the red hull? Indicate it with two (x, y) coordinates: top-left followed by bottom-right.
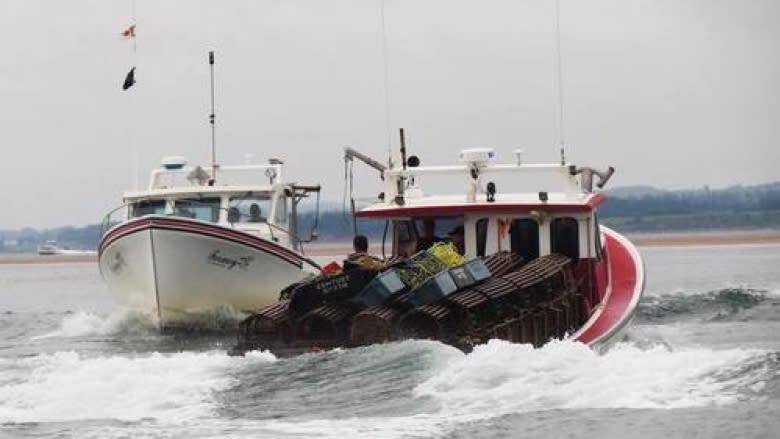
(574, 227), (645, 348)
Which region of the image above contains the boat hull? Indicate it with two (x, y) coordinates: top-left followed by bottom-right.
(231, 227), (645, 356)
(98, 216), (318, 327)
(572, 226), (645, 350)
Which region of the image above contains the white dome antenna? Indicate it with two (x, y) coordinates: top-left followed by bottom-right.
(458, 148), (495, 165)
(161, 156), (187, 170)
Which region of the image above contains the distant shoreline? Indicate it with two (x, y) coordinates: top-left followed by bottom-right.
(625, 229), (780, 247)
(1, 229), (778, 265)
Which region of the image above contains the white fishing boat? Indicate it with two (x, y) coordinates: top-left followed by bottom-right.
(98, 157), (322, 327)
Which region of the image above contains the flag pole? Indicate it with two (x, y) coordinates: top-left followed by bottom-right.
(208, 50), (217, 185)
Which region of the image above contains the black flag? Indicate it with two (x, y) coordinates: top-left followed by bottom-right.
(122, 67), (136, 90)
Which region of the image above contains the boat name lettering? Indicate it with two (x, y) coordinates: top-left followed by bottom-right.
(316, 276), (350, 294)
(207, 250), (254, 270)
(109, 252), (126, 274)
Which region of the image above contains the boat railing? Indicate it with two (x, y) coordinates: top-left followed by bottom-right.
(100, 202), (133, 237)
(148, 163), (285, 190)
(343, 146), (615, 209)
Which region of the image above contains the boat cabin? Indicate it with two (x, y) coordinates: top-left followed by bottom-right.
(352, 148), (614, 311)
(354, 148), (610, 262)
(106, 156), (319, 250)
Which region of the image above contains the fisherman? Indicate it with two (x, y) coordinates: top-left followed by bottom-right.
(227, 207), (240, 223)
(448, 225), (465, 255)
(248, 203), (265, 222)
(343, 234), (383, 270)
(417, 219), (443, 251)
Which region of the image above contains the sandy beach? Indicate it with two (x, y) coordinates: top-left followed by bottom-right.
(625, 229), (780, 247)
(1, 229), (777, 265)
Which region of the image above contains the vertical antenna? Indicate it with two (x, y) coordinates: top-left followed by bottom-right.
(554, 0), (567, 165)
(208, 50), (217, 184)
(379, 0), (393, 169)
(399, 128), (407, 170)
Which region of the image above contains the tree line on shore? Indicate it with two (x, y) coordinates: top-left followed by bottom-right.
(1, 181), (778, 252)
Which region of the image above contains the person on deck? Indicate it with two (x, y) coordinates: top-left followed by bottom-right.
(448, 225), (465, 255)
(417, 219), (443, 251)
(227, 207), (240, 223)
(343, 235), (383, 270)
(248, 203), (265, 222)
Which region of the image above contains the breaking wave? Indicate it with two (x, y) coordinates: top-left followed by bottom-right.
(0, 350), (275, 424)
(1, 339), (775, 438)
(31, 307), (247, 340)
(31, 310), (159, 339)
(415, 339), (775, 416)
(636, 288), (769, 322)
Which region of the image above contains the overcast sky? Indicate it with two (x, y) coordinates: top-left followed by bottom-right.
(0, 0), (778, 229)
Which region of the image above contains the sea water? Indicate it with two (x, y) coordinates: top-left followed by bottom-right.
(1, 244), (779, 438)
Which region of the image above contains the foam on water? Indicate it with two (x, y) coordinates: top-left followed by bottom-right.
(31, 306), (248, 340)
(415, 339), (771, 417)
(1, 338), (773, 438)
(636, 287), (769, 322)
(31, 310), (158, 339)
(0, 350), (275, 423)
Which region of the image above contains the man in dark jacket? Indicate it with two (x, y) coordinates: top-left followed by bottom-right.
(343, 235), (382, 271)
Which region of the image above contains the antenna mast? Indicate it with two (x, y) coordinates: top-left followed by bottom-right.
(379, 0), (393, 169)
(208, 50), (217, 184)
(554, 0), (567, 165)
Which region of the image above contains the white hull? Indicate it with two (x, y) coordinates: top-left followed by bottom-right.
(99, 216), (317, 327)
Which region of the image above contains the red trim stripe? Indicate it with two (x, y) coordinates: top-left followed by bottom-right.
(99, 217), (305, 268)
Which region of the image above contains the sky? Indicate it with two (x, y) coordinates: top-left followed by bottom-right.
(0, 0), (778, 229)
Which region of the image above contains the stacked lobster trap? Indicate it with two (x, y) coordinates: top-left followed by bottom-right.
(231, 243), (582, 357)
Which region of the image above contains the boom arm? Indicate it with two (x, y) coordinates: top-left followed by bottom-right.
(344, 147), (387, 176)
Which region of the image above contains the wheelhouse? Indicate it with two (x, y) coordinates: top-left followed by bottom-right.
(348, 147), (615, 314)
(102, 157), (320, 252)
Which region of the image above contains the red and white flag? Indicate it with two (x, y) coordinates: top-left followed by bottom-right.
(121, 24), (136, 38)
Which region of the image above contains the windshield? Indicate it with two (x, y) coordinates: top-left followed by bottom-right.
(394, 217), (464, 257)
(173, 198), (221, 222)
(229, 195), (273, 223)
(131, 200), (166, 217)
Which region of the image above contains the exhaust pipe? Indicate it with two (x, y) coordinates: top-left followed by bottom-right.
(570, 166), (615, 192)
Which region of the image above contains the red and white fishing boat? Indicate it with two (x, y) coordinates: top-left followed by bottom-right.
(350, 146), (643, 350)
(232, 143), (644, 355)
(98, 157), (321, 328)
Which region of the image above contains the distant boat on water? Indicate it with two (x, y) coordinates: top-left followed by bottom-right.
(37, 240), (60, 255)
(37, 240), (96, 256)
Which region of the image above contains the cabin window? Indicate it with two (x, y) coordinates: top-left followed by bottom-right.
(174, 198), (221, 222)
(274, 196), (288, 223)
(593, 213), (603, 260)
(550, 217), (579, 261)
(510, 219), (539, 260)
(131, 200), (166, 217)
(475, 218), (489, 257)
(414, 217), (458, 252)
(394, 220), (418, 258)
(229, 195), (272, 223)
